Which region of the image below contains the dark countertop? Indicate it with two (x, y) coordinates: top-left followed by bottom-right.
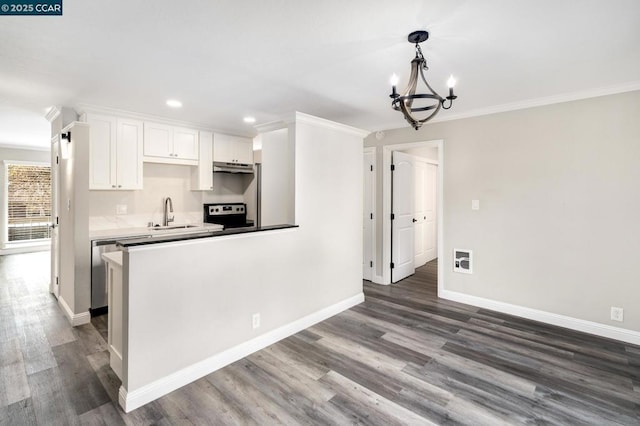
(116, 224), (298, 248)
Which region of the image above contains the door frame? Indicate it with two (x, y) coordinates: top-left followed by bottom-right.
(381, 140), (444, 294)
(50, 135), (60, 298)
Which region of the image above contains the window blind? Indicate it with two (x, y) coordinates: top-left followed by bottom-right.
(7, 164), (52, 242)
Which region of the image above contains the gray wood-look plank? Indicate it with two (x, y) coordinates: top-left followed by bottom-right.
(2, 251), (640, 425)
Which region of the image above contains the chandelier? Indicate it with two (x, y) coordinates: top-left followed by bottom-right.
(390, 30), (457, 130)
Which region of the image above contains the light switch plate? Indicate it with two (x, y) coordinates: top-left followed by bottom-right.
(116, 204), (128, 215)
(471, 199), (480, 210)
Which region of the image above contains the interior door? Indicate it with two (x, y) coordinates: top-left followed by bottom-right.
(414, 160), (428, 267)
(423, 163), (438, 263)
(50, 136), (60, 298)
(363, 150), (374, 281)
(413, 159), (438, 266)
(391, 151), (415, 283)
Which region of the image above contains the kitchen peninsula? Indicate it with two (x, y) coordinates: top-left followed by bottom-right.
(53, 111), (368, 412)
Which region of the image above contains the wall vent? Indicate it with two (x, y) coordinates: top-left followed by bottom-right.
(453, 249), (472, 274)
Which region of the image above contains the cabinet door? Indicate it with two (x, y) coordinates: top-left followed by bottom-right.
(144, 122), (173, 158)
(212, 133), (235, 163)
(191, 131), (213, 190)
(87, 114), (117, 189)
(173, 127), (199, 160)
(234, 138), (254, 164)
(116, 118), (143, 190)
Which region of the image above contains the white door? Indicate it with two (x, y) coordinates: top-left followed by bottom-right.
(414, 160), (428, 267)
(363, 150), (374, 281)
(414, 159), (438, 266)
(391, 151), (415, 283)
(423, 163), (438, 263)
(50, 136), (60, 298)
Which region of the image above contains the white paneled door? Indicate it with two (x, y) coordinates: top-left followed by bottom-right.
(363, 150), (374, 281)
(391, 151), (415, 283)
(423, 162), (438, 263)
(414, 159), (438, 266)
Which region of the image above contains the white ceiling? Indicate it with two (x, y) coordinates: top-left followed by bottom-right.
(1, 0), (639, 149)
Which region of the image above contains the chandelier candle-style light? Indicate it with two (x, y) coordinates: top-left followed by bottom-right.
(390, 30), (457, 130)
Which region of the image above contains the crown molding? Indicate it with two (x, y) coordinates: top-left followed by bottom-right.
(75, 103), (254, 138)
(293, 112), (370, 138)
(430, 81), (640, 124)
(254, 119), (290, 134)
(255, 111), (370, 138)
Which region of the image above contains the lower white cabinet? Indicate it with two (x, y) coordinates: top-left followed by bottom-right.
(87, 113), (143, 190)
(103, 251), (123, 380)
(144, 122), (199, 164)
(191, 131), (214, 190)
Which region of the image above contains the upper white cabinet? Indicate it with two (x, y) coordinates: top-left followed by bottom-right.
(87, 113), (143, 190)
(144, 122), (199, 165)
(191, 131), (213, 191)
(213, 133), (253, 164)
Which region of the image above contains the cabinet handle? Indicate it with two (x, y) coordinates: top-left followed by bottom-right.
(118, 185), (122, 188)
(112, 185), (116, 188)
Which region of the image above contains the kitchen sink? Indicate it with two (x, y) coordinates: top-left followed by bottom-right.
(149, 225), (199, 231)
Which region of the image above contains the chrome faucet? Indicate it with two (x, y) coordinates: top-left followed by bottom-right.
(163, 197), (174, 226)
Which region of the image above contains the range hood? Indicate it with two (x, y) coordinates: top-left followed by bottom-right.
(213, 161), (254, 174)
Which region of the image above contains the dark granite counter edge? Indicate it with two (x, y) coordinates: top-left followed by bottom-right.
(117, 224), (298, 248)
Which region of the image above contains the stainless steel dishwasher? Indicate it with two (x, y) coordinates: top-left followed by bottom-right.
(91, 235), (148, 315)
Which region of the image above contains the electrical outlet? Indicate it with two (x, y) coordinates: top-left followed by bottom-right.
(252, 313), (261, 329)
(611, 307), (624, 322)
(116, 204), (127, 215)
(471, 199), (480, 210)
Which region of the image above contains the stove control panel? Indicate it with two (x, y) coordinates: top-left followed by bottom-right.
(206, 204), (245, 216)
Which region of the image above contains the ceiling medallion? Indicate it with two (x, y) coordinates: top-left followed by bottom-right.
(390, 30), (457, 130)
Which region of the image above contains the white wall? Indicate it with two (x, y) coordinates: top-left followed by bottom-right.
(120, 113), (366, 410)
(260, 127), (295, 226)
(365, 90), (640, 337)
(58, 123), (91, 317)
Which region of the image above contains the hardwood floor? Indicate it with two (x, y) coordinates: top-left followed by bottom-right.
(1, 252), (639, 425)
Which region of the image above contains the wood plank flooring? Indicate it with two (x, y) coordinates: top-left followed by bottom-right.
(1, 252), (639, 425)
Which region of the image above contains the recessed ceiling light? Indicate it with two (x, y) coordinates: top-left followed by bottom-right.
(166, 99), (182, 108)
(243, 116), (256, 124)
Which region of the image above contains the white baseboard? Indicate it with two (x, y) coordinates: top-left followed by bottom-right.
(57, 296), (91, 327)
(0, 244), (49, 255)
(120, 292), (365, 413)
(440, 289), (640, 346)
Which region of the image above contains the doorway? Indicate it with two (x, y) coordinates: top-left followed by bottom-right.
(383, 140), (444, 293)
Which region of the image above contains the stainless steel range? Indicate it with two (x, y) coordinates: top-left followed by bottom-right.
(203, 203), (252, 229)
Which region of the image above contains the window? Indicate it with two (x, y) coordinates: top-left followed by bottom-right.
(6, 163), (52, 242)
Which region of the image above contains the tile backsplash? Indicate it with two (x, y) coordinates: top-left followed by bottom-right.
(89, 163), (250, 230)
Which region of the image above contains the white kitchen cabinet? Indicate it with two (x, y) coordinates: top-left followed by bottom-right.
(87, 113), (143, 190)
(213, 133), (253, 164)
(103, 251), (123, 380)
(144, 122), (199, 165)
(191, 131), (214, 190)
